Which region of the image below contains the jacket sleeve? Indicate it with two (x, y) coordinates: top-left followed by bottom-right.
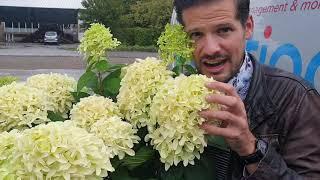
(246, 89), (320, 180)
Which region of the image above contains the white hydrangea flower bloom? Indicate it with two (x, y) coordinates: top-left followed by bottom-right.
(70, 95), (120, 131)
(117, 57), (173, 128)
(0, 82), (52, 132)
(26, 73), (77, 118)
(0, 130), (21, 178)
(91, 116), (140, 160)
(2, 121), (114, 179)
(148, 74), (221, 170)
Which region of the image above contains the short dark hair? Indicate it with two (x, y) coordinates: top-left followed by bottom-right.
(174, 0), (250, 27)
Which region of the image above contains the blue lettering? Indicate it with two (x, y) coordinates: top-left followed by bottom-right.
(246, 40), (259, 53)
(269, 44), (302, 76)
(305, 52), (320, 86)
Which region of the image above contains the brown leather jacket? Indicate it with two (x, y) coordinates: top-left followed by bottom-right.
(230, 55), (320, 179)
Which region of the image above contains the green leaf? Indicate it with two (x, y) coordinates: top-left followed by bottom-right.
(184, 64), (197, 75)
(108, 64), (126, 72)
(207, 135), (229, 151)
(183, 154), (217, 180)
(47, 111), (65, 122)
(121, 146), (156, 170)
(71, 92), (90, 103)
(109, 166), (138, 180)
(77, 71), (98, 92)
(103, 77), (121, 95)
(172, 65), (182, 77)
(86, 56), (94, 71)
(175, 55), (186, 66)
(95, 59), (110, 72)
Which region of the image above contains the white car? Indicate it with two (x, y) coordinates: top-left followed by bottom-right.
(44, 31), (59, 45)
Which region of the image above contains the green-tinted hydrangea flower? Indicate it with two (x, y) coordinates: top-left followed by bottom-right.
(0, 82), (52, 132)
(157, 24), (194, 65)
(78, 23), (121, 65)
(91, 116), (140, 160)
(117, 57), (173, 129)
(0, 121), (114, 179)
(26, 73), (77, 118)
(70, 95), (120, 131)
(0, 130), (21, 179)
(148, 74), (221, 170)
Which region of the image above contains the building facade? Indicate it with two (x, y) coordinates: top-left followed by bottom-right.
(0, 0), (83, 43)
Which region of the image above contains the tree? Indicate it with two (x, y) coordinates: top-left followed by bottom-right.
(129, 0), (173, 30)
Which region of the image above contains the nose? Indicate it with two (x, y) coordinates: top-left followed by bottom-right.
(202, 34), (222, 55)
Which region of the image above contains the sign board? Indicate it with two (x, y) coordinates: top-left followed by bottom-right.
(248, 0), (320, 91)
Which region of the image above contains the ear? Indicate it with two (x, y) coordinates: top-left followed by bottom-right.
(245, 15), (254, 39)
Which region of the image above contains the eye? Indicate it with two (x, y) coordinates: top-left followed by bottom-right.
(217, 27), (233, 34)
(189, 31), (203, 40)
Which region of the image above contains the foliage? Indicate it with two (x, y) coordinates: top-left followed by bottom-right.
(80, 0), (173, 46)
(0, 76), (18, 87)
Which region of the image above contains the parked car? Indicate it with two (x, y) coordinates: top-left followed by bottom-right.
(44, 31), (59, 45)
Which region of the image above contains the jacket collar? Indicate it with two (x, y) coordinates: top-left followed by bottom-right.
(244, 54), (278, 131)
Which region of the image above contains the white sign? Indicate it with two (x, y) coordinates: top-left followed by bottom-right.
(248, 0), (320, 91)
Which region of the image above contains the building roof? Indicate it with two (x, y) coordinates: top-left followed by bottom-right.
(0, 0), (83, 9)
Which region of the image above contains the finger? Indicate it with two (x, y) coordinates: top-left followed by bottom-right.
(199, 110), (239, 125)
(206, 81), (239, 97)
(206, 94), (239, 108)
(200, 122), (234, 138)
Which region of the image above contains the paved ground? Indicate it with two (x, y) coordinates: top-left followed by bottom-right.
(0, 43), (158, 80)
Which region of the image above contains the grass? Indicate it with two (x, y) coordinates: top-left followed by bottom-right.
(0, 76), (18, 87)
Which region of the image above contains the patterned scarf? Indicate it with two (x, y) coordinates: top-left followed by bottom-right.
(228, 51), (253, 100)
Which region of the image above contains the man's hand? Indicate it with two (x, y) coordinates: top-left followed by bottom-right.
(200, 81), (256, 156)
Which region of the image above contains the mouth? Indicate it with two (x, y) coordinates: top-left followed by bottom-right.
(203, 59), (226, 67)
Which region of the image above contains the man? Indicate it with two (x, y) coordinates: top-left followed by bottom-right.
(174, 0), (320, 179)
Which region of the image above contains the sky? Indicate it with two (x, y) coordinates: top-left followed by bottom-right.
(0, 0), (83, 9)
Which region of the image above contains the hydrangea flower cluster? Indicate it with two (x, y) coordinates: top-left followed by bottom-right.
(148, 74), (221, 170)
(117, 57), (173, 128)
(70, 95), (120, 131)
(0, 130), (21, 178)
(0, 121), (114, 179)
(26, 73), (77, 118)
(0, 82), (52, 132)
(157, 24), (194, 65)
(78, 23), (121, 64)
(91, 116), (140, 160)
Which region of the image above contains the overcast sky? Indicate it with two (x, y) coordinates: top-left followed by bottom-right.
(0, 0), (83, 9)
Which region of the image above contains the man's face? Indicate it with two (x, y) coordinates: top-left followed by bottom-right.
(182, 0), (253, 82)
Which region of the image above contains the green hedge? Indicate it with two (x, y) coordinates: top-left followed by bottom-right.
(115, 27), (161, 46)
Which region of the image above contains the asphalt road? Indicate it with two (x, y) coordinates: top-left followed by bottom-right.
(0, 43), (158, 80)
